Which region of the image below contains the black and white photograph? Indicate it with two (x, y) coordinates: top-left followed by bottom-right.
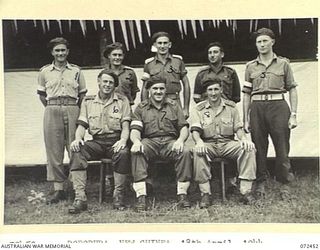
(2, 17), (318, 226)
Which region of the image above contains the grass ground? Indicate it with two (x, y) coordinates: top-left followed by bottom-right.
(4, 167), (320, 224)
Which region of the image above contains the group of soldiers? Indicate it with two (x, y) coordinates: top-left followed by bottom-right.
(37, 28), (298, 214)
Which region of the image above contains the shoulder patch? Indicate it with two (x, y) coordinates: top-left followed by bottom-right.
(277, 56), (290, 63)
(172, 54), (183, 60)
(196, 101), (206, 111)
(223, 99), (236, 107)
(123, 65), (134, 71)
(84, 95), (96, 101)
(39, 64), (51, 71)
(144, 57), (155, 64)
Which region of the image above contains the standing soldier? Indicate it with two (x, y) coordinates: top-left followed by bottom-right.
(130, 77), (193, 211)
(69, 70), (131, 213)
(191, 79), (256, 208)
(141, 31), (191, 119)
(103, 42), (139, 105)
(243, 28), (298, 200)
(193, 42), (240, 104)
(37, 37), (87, 204)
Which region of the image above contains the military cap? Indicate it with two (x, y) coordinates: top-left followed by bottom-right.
(151, 31), (171, 44)
(206, 41), (224, 53)
(103, 42), (124, 58)
(97, 69), (119, 87)
(202, 78), (223, 90)
(145, 76), (167, 89)
(47, 37), (69, 51)
(254, 27), (276, 40)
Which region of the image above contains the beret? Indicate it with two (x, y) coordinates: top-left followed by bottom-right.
(151, 32), (171, 44)
(103, 42), (124, 58)
(202, 78), (222, 90)
(146, 76), (167, 89)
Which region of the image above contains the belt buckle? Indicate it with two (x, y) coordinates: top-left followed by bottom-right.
(264, 94), (268, 101)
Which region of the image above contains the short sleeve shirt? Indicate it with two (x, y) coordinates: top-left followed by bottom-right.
(37, 62), (87, 99)
(130, 98), (189, 138)
(141, 54), (188, 94)
(77, 92), (131, 136)
(190, 99), (243, 141)
(243, 54), (297, 95)
(194, 64), (241, 103)
(104, 64), (139, 105)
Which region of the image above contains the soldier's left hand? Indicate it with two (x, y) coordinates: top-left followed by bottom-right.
(288, 116), (297, 129)
(112, 139), (127, 153)
(240, 139), (256, 151)
(171, 139), (184, 154)
(183, 109), (189, 120)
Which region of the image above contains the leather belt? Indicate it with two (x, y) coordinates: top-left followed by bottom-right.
(47, 97), (78, 106)
(251, 93), (284, 101)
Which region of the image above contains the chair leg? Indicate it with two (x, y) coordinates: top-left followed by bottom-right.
(221, 160), (226, 202)
(99, 162), (106, 204)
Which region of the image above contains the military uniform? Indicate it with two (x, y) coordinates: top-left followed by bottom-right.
(37, 62), (87, 182)
(142, 54), (188, 101)
(243, 54), (297, 183)
(191, 99), (256, 194)
(193, 64), (241, 103)
(104, 64), (139, 105)
(70, 92), (131, 201)
(130, 98), (192, 196)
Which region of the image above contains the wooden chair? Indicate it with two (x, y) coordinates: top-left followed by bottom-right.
(211, 158), (227, 202)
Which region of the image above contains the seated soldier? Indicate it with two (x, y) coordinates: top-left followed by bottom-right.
(130, 77), (192, 211)
(191, 79), (257, 208)
(68, 69), (131, 214)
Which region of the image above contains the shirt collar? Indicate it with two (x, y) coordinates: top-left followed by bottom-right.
(105, 64), (125, 74)
(155, 53), (172, 63)
(204, 98), (226, 109)
(209, 62), (224, 73)
(50, 61), (71, 71)
(94, 91), (119, 105)
(255, 53), (278, 64)
(146, 97), (170, 109)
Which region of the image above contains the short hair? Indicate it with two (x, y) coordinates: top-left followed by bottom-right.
(97, 69), (119, 87)
(145, 76), (167, 89)
(103, 42), (124, 58)
(151, 31), (171, 44)
(253, 27), (276, 40)
(47, 37), (69, 51)
(207, 42), (224, 53)
(203, 78), (223, 90)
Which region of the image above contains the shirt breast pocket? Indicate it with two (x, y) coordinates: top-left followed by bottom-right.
(267, 70), (285, 90)
(143, 115), (158, 135)
(65, 78), (79, 90)
(45, 79), (57, 90)
(88, 113), (101, 130)
(250, 71), (265, 91)
(220, 118), (234, 136)
(149, 68), (162, 77)
(108, 113), (122, 131)
(163, 112), (178, 130)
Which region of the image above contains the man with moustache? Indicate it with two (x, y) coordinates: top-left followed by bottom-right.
(243, 28), (298, 200)
(37, 37), (87, 205)
(68, 70), (131, 213)
(141, 31), (191, 119)
(191, 79), (256, 208)
(130, 77), (192, 211)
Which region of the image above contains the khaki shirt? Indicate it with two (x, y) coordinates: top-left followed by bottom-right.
(37, 62), (87, 99)
(194, 64), (241, 103)
(131, 98), (188, 138)
(191, 99), (242, 141)
(77, 92), (131, 136)
(243, 54), (297, 96)
(141, 54), (188, 94)
(104, 64), (139, 105)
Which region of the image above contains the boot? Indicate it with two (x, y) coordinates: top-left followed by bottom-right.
(177, 194), (191, 208)
(135, 195), (147, 212)
(199, 193), (211, 209)
(46, 190), (66, 205)
(68, 199), (88, 214)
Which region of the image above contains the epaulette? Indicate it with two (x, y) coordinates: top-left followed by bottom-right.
(196, 101), (207, 111)
(172, 54), (183, 60)
(223, 65), (236, 72)
(83, 95), (96, 101)
(69, 63), (81, 69)
(223, 99), (236, 107)
(246, 59), (257, 67)
(39, 64), (51, 71)
(115, 93), (127, 101)
(123, 65), (134, 71)
(144, 57), (155, 64)
(198, 65), (211, 73)
(138, 100), (149, 108)
(277, 56), (290, 63)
